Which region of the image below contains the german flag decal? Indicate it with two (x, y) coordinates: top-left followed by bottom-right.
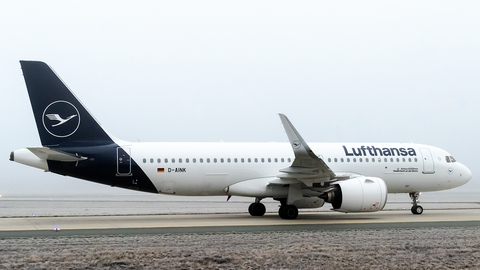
(157, 168), (164, 173)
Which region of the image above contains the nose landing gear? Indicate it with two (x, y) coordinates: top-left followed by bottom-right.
(409, 192), (423, 215)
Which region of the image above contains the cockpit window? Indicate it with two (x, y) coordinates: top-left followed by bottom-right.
(446, 156), (456, 163)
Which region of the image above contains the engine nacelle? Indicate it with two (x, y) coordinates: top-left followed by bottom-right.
(292, 197), (325, 209)
(324, 177), (387, 212)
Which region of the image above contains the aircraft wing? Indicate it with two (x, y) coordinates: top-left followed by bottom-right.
(272, 114), (336, 187)
(27, 147), (87, 162)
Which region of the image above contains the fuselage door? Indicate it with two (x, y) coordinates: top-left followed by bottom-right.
(117, 147), (132, 176)
(420, 148), (435, 174)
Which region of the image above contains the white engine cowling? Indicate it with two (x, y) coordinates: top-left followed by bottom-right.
(325, 177), (387, 212)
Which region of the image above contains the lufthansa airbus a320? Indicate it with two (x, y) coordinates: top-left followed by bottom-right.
(10, 61), (472, 219)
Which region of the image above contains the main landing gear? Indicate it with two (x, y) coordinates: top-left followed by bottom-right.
(278, 204), (298, 220)
(248, 198), (299, 219)
(276, 198), (298, 219)
(248, 198), (266, 216)
(409, 192), (423, 215)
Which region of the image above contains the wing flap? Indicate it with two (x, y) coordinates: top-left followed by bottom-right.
(268, 178), (303, 185)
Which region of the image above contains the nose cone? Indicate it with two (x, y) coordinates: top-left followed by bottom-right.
(462, 164), (472, 183)
(456, 163), (472, 186)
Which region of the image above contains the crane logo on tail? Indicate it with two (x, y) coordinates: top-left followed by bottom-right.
(292, 140), (301, 149)
(45, 114), (77, 127)
(42, 100), (80, 138)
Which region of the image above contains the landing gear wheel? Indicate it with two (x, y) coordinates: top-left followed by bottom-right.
(409, 192), (423, 215)
(279, 205), (298, 220)
(411, 205), (423, 215)
(248, 203), (266, 216)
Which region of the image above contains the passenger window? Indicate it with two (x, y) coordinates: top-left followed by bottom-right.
(240, 158), (244, 163)
(268, 158), (271, 163)
(340, 158), (344, 162)
(227, 158), (231, 163)
(143, 158), (146, 163)
(157, 158), (161, 163)
(390, 158), (393, 162)
(288, 158), (292, 162)
(402, 158), (405, 162)
(199, 158), (203, 163)
(261, 158), (265, 163)
(408, 158), (411, 162)
(365, 158), (369, 162)
(193, 158), (196, 163)
(254, 158), (258, 163)
(384, 158), (387, 162)
(328, 158), (331, 162)
(353, 158), (356, 162)
(207, 158), (210, 163)
(164, 158), (168, 163)
(396, 158), (399, 162)
(281, 158), (285, 163)
(214, 158), (217, 163)
(414, 158), (418, 162)
(372, 158), (375, 163)
(248, 158), (251, 163)
(150, 158), (154, 163)
(347, 158), (350, 162)
(172, 158), (175, 163)
(274, 158), (278, 163)
(378, 158), (381, 162)
(221, 158), (224, 163)
(334, 158), (338, 162)
(186, 158), (189, 163)
(179, 158), (182, 163)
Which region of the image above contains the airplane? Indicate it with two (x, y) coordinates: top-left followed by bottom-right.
(10, 61), (472, 219)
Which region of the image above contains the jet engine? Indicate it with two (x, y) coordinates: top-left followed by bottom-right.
(322, 177), (387, 212)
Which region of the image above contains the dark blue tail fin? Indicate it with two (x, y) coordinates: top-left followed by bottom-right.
(20, 61), (114, 147)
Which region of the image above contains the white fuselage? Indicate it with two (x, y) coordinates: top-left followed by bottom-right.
(125, 142), (471, 196)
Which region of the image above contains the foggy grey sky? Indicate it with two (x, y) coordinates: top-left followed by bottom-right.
(1, 1), (478, 195)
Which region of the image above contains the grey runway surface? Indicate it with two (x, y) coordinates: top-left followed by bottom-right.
(1, 191), (479, 217)
(1, 209), (479, 238)
(1, 191), (479, 238)
(2, 195), (480, 269)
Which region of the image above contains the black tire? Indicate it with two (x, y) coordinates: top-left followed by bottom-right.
(278, 205), (286, 219)
(254, 203), (266, 216)
(248, 203), (255, 216)
(279, 205), (298, 219)
(249, 203), (266, 216)
(411, 205), (423, 215)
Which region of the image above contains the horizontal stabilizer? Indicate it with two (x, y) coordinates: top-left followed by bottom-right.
(27, 147), (87, 162)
